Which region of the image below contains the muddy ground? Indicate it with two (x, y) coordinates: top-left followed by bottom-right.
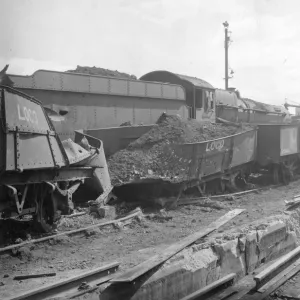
(0, 181), (299, 299)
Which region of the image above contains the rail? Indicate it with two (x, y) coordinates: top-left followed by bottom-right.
(0, 210), (142, 254)
(6, 261), (119, 300)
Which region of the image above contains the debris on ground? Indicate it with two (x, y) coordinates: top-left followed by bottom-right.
(1, 182), (300, 299)
(84, 228), (101, 237)
(13, 273), (56, 280)
(12, 246), (33, 261)
(178, 198), (227, 209)
(78, 281), (91, 290)
(108, 113), (254, 186)
(57, 210), (100, 231)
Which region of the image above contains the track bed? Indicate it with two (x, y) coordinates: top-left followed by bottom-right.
(1, 180), (300, 299)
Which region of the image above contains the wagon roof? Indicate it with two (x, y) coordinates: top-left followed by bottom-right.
(140, 70), (214, 90)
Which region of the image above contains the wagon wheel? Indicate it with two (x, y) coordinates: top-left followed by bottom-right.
(280, 164), (291, 185)
(283, 160), (297, 181)
(226, 172), (239, 192)
(272, 164), (280, 185)
(220, 179), (226, 193)
(197, 183), (206, 196)
(34, 184), (57, 233)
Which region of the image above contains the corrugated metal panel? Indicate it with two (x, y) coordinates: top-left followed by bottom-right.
(9, 70), (186, 101)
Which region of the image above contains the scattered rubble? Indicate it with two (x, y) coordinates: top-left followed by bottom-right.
(108, 113), (253, 186)
(1, 182), (300, 299)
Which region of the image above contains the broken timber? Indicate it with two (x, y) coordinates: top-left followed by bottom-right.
(208, 274), (255, 300)
(180, 273), (236, 300)
(240, 257), (300, 300)
(111, 208), (245, 283)
(254, 245), (300, 288)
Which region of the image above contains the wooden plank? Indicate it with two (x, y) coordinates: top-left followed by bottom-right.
(210, 257), (297, 300)
(257, 257), (300, 293)
(240, 258), (300, 300)
(209, 274), (255, 300)
(285, 201), (300, 211)
(111, 209), (245, 283)
(285, 198), (300, 206)
(254, 246), (300, 286)
(179, 273), (236, 300)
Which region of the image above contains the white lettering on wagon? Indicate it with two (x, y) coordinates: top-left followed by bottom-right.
(206, 139), (225, 152)
(17, 105), (38, 125)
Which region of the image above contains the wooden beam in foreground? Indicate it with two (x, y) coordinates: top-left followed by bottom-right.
(111, 209), (245, 283)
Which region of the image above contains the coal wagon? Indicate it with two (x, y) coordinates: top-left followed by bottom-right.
(114, 127), (257, 202)
(0, 85), (111, 237)
(169, 128), (257, 194)
(256, 124), (300, 183)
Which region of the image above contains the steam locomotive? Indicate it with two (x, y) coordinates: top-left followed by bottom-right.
(7, 68), (291, 141)
(4, 66), (299, 198)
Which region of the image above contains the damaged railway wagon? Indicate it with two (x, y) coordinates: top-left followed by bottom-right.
(110, 114), (300, 203)
(0, 85), (111, 234)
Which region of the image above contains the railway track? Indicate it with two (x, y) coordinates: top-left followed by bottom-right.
(5, 261), (119, 300)
(2, 182), (299, 300)
(0, 209), (142, 254)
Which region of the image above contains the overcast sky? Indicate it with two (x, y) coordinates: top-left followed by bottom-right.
(1, 0), (299, 105)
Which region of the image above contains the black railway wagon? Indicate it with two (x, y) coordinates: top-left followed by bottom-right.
(256, 124), (300, 183)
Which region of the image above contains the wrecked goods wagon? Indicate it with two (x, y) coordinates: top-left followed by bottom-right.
(108, 114), (257, 200)
(0, 85), (111, 234)
(257, 124), (300, 184)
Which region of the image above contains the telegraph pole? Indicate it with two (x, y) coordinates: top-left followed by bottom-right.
(223, 21), (229, 90)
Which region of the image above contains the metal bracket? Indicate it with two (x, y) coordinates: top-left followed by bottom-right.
(14, 126), (22, 172)
(45, 181), (56, 192)
(55, 181), (82, 197)
(5, 184), (28, 214)
(47, 130), (59, 168)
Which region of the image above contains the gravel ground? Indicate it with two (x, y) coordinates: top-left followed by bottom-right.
(1, 180), (300, 299)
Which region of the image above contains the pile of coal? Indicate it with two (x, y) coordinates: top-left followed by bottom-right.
(108, 113), (253, 186)
(67, 66), (137, 80)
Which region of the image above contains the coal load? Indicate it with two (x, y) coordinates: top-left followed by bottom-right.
(67, 66), (137, 80)
(108, 114), (253, 186)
